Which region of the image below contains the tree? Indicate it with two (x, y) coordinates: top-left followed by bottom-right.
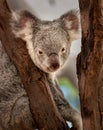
(0, 0), (69, 130)
(78, 0), (103, 130)
(1, 0), (103, 130)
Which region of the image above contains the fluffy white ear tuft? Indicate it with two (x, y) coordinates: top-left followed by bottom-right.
(11, 10), (37, 41)
(61, 10), (81, 41)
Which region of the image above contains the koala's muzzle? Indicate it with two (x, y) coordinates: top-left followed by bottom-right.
(48, 53), (60, 72)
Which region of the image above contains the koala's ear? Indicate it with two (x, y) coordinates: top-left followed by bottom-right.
(11, 10), (37, 41)
(60, 10), (81, 41)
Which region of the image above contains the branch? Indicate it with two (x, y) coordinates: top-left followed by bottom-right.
(0, 0), (69, 129)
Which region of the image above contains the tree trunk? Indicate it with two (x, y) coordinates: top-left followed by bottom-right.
(0, 0), (69, 130)
(78, 0), (103, 130)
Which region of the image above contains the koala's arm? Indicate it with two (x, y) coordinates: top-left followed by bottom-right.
(48, 77), (83, 130)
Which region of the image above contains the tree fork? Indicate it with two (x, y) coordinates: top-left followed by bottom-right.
(0, 0), (70, 129)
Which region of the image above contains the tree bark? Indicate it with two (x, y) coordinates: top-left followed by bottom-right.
(0, 0), (69, 130)
(78, 0), (103, 130)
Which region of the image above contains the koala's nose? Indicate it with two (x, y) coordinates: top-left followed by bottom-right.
(50, 62), (60, 70)
(48, 53), (60, 72)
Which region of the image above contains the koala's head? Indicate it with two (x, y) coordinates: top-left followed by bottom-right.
(11, 10), (80, 73)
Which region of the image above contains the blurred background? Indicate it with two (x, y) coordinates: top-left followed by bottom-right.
(7, 0), (81, 111)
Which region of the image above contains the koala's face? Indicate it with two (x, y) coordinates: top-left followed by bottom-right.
(11, 10), (80, 73)
(33, 23), (71, 73)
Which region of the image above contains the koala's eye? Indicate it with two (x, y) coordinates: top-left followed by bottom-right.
(38, 50), (44, 55)
(61, 47), (65, 52)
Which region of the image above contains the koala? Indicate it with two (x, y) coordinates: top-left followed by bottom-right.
(11, 10), (82, 130)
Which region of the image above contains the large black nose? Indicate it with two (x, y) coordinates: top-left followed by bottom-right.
(48, 53), (60, 72)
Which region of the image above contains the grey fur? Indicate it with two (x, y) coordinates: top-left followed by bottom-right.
(0, 43), (35, 129)
(0, 10), (83, 130)
(11, 10), (80, 74)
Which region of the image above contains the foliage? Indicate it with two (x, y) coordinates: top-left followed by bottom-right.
(58, 77), (80, 111)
